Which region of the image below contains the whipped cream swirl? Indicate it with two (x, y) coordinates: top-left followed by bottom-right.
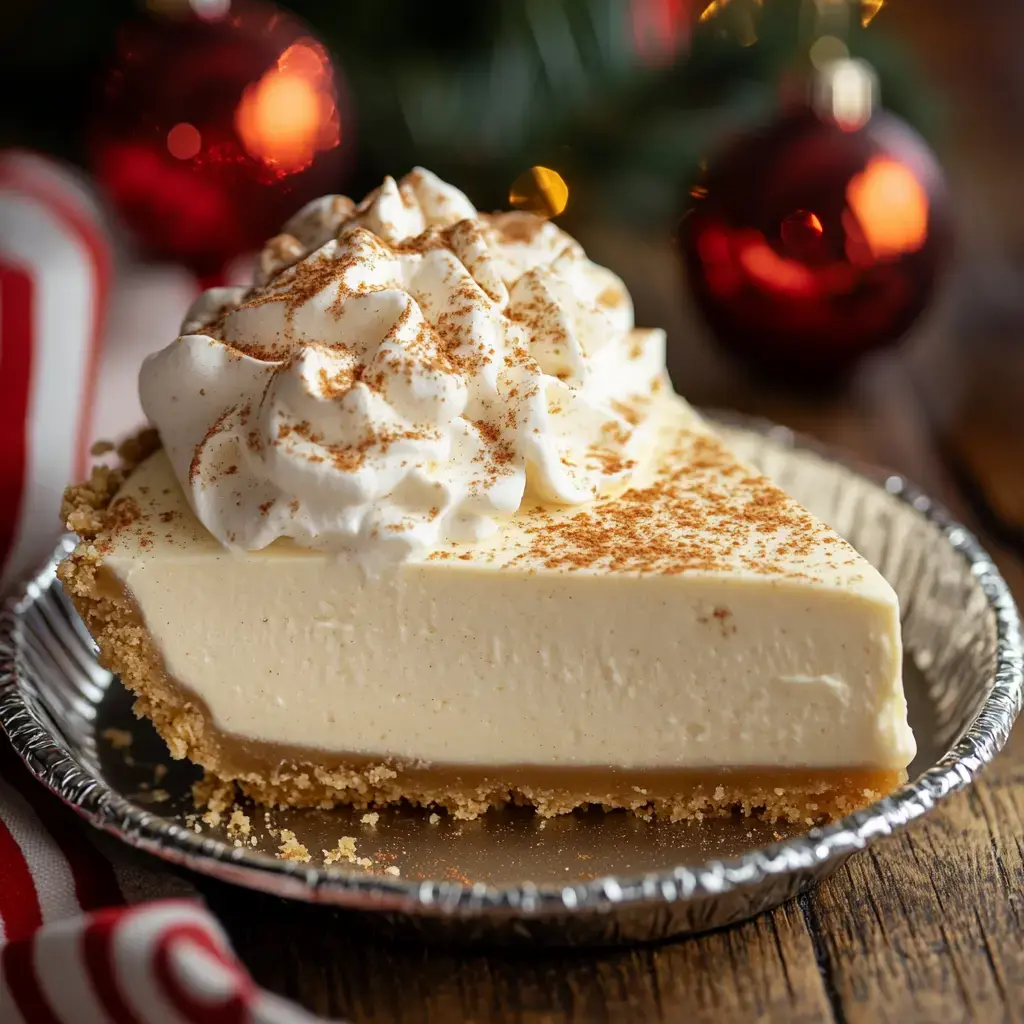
(140, 169), (667, 562)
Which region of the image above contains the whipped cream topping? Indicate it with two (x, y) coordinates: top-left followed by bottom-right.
(140, 168), (668, 563)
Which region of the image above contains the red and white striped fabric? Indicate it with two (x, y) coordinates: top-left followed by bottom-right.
(0, 152), (338, 1022)
(0, 151), (110, 593)
(0, 741), (336, 1023)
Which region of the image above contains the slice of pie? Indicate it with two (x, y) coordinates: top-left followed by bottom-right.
(59, 169), (915, 822)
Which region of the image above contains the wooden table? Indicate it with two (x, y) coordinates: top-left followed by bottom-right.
(190, 312), (1024, 1022)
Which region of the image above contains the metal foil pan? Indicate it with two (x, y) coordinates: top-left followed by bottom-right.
(1, 417), (1020, 945)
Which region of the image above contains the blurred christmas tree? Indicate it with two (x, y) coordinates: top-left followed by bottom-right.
(0, 0), (951, 389)
(0, 0), (940, 231)
(296, 0), (940, 226)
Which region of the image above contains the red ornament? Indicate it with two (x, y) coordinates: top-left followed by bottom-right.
(89, 1), (352, 276)
(679, 102), (951, 386)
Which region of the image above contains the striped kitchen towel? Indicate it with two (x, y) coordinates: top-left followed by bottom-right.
(0, 151), (112, 595)
(0, 739), (335, 1023)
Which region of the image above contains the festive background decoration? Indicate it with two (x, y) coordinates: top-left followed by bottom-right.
(0, 0), (937, 221)
(88, 0), (350, 276)
(310, 0), (937, 222)
(678, 59), (951, 386)
(0, 0), (951, 383)
(54, 0), (943, 382)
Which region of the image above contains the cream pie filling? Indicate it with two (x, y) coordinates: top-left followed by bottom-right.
(94, 400), (912, 775)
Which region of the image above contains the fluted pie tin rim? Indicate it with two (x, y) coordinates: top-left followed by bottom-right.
(1, 414), (1021, 942)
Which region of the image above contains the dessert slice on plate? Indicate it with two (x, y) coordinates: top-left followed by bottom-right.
(60, 169), (915, 822)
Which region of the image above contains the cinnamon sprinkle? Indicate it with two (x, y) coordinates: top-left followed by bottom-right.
(274, 419), (443, 475)
(189, 408), (236, 486)
(597, 286), (625, 308)
(610, 399), (642, 427)
(481, 211), (547, 245)
(513, 429), (829, 577)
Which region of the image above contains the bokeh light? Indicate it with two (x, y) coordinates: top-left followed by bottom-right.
(166, 122), (201, 160)
(809, 35), (848, 70)
(827, 59), (875, 131)
(145, 0), (229, 17)
(846, 157), (929, 259)
(509, 167), (569, 218)
(235, 38), (340, 174)
(698, 0), (763, 22)
(860, 0), (885, 26)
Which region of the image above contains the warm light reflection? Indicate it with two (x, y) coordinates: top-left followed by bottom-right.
(167, 122), (201, 160)
(860, 0), (885, 26)
(737, 240), (817, 296)
(235, 38), (340, 174)
(699, 0), (762, 21)
(846, 157), (929, 259)
(781, 210), (824, 259)
(826, 59), (874, 131)
(509, 166), (569, 218)
(785, 210), (823, 237)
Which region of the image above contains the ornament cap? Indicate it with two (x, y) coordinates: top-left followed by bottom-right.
(812, 57), (878, 131)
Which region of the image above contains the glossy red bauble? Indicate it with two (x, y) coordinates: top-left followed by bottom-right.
(679, 108), (951, 386)
(89, 1), (352, 275)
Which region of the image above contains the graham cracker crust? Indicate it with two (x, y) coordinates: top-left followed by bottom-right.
(58, 430), (214, 768)
(58, 436), (905, 824)
(189, 751), (904, 824)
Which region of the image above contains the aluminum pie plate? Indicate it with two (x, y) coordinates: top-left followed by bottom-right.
(1, 416), (1021, 947)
